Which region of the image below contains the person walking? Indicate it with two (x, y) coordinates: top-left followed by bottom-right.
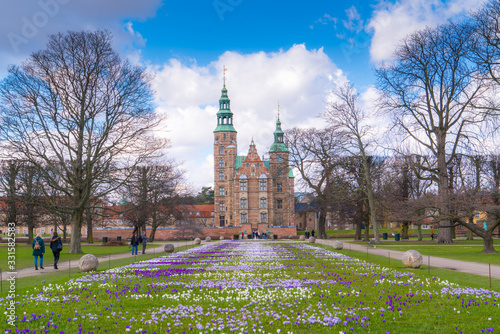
(130, 233), (139, 255)
(311, 230), (315, 237)
(431, 226), (435, 240)
(141, 232), (147, 254)
(32, 233), (45, 270)
(49, 231), (63, 269)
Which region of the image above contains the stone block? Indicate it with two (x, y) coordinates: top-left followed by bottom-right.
(194, 238), (201, 245)
(309, 236), (316, 243)
(164, 244), (175, 253)
(332, 241), (343, 250)
(299, 235), (305, 241)
(402, 250), (423, 268)
(205, 236), (211, 242)
(79, 254), (98, 272)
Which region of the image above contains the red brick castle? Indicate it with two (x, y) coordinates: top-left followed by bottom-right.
(213, 82), (295, 232)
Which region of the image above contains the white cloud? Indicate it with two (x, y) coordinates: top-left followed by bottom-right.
(368, 0), (485, 62)
(151, 45), (347, 190)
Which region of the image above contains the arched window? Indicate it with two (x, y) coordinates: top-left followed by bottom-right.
(240, 198), (247, 209)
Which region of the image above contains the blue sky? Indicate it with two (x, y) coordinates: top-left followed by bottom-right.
(0, 0), (485, 192)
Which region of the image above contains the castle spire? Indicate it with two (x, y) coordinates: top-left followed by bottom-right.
(269, 107), (289, 153)
(214, 73), (236, 133)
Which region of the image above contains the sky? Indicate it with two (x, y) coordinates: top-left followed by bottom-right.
(0, 0), (486, 193)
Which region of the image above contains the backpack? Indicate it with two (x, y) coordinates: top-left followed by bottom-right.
(34, 239), (41, 250)
(138, 236), (143, 244)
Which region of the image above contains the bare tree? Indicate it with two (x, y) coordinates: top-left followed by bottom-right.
(325, 84), (381, 242)
(0, 30), (165, 253)
(376, 22), (489, 243)
(124, 161), (184, 241)
(286, 127), (346, 239)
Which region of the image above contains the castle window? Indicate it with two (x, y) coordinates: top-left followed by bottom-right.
(260, 198), (267, 208)
(260, 180), (267, 191)
(276, 213), (283, 225)
(276, 199), (283, 209)
(240, 180), (247, 191)
(219, 215), (225, 226)
(219, 186), (225, 196)
(277, 154), (282, 162)
(219, 146), (224, 154)
(223, 134), (226, 140)
(260, 212), (267, 223)
(277, 182), (283, 193)
(219, 158), (224, 167)
(219, 171), (224, 180)
(241, 213), (248, 223)
(219, 202), (225, 212)
(240, 198), (247, 209)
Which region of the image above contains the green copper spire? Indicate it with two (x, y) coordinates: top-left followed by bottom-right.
(214, 83), (236, 132)
(269, 115), (289, 153)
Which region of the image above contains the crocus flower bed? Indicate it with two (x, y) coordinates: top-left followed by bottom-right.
(2, 242), (499, 333)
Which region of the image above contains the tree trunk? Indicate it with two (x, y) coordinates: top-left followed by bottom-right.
(401, 221), (409, 239)
(149, 221), (157, 242)
(466, 230), (473, 240)
(482, 235), (497, 254)
(318, 210), (327, 239)
(69, 210), (84, 253)
(417, 223), (422, 241)
(437, 133), (453, 244)
(354, 221), (362, 240)
(28, 225), (34, 244)
(87, 215), (93, 244)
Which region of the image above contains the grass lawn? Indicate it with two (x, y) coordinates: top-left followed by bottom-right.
(0, 244), (196, 295)
(0, 243), (165, 271)
(2, 241), (499, 333)
(315, 243), (500, 291)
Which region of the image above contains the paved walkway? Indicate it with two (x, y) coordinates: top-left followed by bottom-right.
(1, 241), (194, 281)
(315, 239), (500, 279)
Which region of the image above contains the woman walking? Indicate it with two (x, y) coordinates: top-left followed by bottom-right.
(49, 231), (63, 269)
(32, 233), (45, 270)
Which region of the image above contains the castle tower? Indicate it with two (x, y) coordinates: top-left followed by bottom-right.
(269, 115), (294, 226)
(213, 83), (237, 226)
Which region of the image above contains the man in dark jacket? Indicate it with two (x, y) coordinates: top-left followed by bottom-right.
(130, 233), (139, 255)
(32, 233), (45, 270)
(49, 231), (63, 269)
(141, 233), (147, 254)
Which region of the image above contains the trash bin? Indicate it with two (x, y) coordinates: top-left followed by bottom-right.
(248, 234), (252, 239)
(117, 236), (122, 242)
(273, 234), (278, 240)
(233, 234), (239, 240)
(394, 233), (400, 242)
(383, 233), (388, 240)
(102, 237), (108, 243)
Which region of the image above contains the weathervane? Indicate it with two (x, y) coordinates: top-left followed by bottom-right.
(223, 65), (228, 86)
(277, 101), (280, 119)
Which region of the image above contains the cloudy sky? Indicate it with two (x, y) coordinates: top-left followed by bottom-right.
(0, 0), (486, 192)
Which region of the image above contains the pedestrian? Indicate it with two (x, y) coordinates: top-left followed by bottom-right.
(311, 230), (315, 237)
(130, 232), (139, 255)
(49, 231), (63, 269)
(141, 232), (147, 254)
(32, 233), (45, 270)
(430, 226), (435, 240)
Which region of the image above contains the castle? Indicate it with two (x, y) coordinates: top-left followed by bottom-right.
(213, 83), (295, 232)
